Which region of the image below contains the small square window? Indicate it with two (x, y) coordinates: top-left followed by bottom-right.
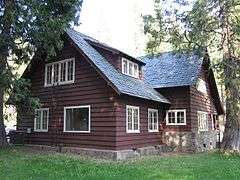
(166, 109), (186, 125)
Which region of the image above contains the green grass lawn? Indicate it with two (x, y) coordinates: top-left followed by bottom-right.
(1, 147), (240, 180)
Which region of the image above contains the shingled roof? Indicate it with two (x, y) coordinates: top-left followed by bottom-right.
(66, 29), (170, 104)
(140, 52), (204, 88)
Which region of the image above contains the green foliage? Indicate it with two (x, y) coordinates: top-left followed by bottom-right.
(144, 0), (240, 149)
(0, 0), (83, 112)
(1, 147), (240, 179)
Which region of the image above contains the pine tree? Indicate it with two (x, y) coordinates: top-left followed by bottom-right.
(0, 0), (83, 147)
(143, 0), (240, 151)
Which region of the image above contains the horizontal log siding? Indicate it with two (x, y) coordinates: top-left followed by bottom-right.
(114, 95), (166, 150)
(190, 67), (217, 132)
(18, 41), (118, 150)
(157, 86), (191, 132)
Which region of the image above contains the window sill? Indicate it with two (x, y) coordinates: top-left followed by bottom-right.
(44, 81), (74, 87)
(148, 130), (159, 133)
(34, 130), (48, 132)
(63, 130), (90, 133)
(126, 130), (140, 134)
(166, 124), (186, 126)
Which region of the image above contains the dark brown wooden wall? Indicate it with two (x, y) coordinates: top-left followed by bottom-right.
(18, 40), (119, 150)
(93, 46), (122, 71)
(190, 66), (217, 131)
(114, 95), (166, 150)
(157, 86), (191, 132)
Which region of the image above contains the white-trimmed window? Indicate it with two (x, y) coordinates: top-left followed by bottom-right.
(64, 105), (90, 133)
(196, 78), (207, 94)
(122, 57), (139, 78)
(34, 108), (49, 132)
(166, 109), (186, 125)
(148, 109), (158, 132)
(45, 58), (75, 87)
(198, 111), (209, 131)
(126, 105), (140, 133)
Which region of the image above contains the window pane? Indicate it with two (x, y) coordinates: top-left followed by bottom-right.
(53, 63), (59, 83)
(67, 60), (74, 81)
(46, 65), (52, 85)
(35, 110), (41, 130)
(177, 111), (185, 123)
(127, 108), (133, 131)
(42, 110), (48, 130)
(168, 112), (175, 123)
(129, 63), (133, 75)
(148, 112), (153, 130)
(123, 60), (128, 74)
(65, 107), (89, 131)
(133, 64), (138, 77)
(133, 109), (139, 130)
(60, 62), (66, 82)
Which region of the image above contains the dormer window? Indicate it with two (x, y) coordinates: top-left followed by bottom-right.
(122, 57), (139, 78)
(45, 58), (75, 87)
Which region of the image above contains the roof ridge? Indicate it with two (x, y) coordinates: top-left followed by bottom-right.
(66, 29), (170, 104)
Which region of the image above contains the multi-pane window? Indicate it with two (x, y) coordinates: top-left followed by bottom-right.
(198, 111), (209, 131)
(45, 58), (75, 87)
(166, 109), (186, 125)
(126, 105), (139, 133)
(34, 108), (49, 132)
(64, 106), (90, 133)
(148, 109), (158, 132)
(122, 57), (139, 78)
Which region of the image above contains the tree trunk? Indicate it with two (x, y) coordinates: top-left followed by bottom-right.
(0, 0), (15, 147)
(221, 57), (240, 151)
(0, 56), (7, 147)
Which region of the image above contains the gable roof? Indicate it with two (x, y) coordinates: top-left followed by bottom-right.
(66, 29), (170, 104)
(71, 31), (145, 65)
(140, 52), (203, 88)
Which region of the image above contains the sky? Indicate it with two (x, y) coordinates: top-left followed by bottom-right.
(75, 0), (155, 57)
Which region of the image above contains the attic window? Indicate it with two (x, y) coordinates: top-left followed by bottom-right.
(45, 58), (75, 87)
(122, 57), (139, 78)
(196, 78), (207, 94)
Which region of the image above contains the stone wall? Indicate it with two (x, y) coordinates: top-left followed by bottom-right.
(195, 130), (218, 151)
(162, 130), (218, 152)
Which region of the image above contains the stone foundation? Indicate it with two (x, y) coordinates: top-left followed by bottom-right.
(162, 130), (218, 152)
(195, 130), (218, 152)
(25, 144), (172, 160)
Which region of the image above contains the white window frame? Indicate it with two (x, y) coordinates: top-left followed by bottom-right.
(198, 111), (209, 132)
(148, 108), (159, 132)
(126, 105), (140, 133)
(44, 58), (75, 87)
(166, 109), (186, 125)
(121, 57), (139, 78)
(63, 105), (91, 133)
(34, 108), (49, 132)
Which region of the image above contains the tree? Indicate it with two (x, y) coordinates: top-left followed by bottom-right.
(143, 0), (240, 151)
(0, 0), (83, 147)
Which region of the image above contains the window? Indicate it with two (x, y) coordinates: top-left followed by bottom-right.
(45, 58), (75, 87)
(166, 109), (186, 125)
(198, 111), (209, 131)
(126, 105), (140, 133)
(34, 108), (49, 132)
(148, 109), (158, 132)
(64, 106), (90, 133)
(196, 78), (207, 94)
(122, 57), (139, 78)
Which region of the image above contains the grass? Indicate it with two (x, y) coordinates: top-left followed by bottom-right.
(1, 147), (240, 180)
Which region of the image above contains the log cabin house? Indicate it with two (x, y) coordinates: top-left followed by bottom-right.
(15, 29), (224, 160)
